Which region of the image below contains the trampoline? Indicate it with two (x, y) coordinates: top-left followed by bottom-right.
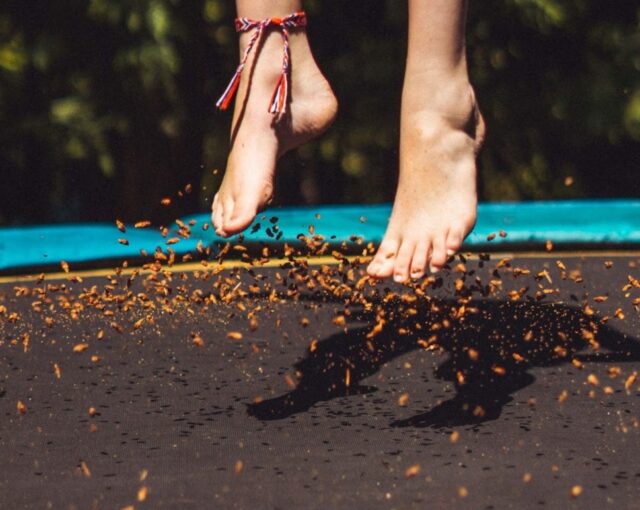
(1, 201), (639, 509)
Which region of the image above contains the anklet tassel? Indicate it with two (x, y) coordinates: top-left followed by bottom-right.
(216, 11), (307, 115)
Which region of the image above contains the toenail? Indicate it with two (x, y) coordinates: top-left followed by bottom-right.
(446, 249), (456, 257)
(429, 264), (439, 274)
(394, 274), (404, 283)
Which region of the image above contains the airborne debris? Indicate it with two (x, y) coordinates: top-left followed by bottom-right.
(570, 485), (583, 498)
(137, 486), (148, 502)
(404, 464), (420, 478)
(191, 332), (205, 347)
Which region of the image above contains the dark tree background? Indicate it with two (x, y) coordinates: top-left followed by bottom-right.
(1, 0), (638, 226)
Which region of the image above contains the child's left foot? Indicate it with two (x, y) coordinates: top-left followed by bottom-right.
(212, 27), (337, 237)
(367, 81), (484, 281)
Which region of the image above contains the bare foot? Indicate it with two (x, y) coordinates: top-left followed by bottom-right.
(212, 27), (337, 237)
(367, 81), (485, 281)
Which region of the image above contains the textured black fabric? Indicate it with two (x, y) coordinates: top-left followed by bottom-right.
(1, 254), (639, 509)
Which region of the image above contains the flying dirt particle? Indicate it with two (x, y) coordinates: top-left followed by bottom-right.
(405, 464), (420, 478)
(137, 486), (148, 502)
(570, 485), (583, 498)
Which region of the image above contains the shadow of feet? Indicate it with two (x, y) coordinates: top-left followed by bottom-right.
(390, 372), (534, 428)
(248, 297), (639, 428)
(248, 384), (377, 421)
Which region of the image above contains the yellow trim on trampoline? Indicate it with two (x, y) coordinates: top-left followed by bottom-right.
(0, 256), (344, 284)
(0, 250), (638, 285)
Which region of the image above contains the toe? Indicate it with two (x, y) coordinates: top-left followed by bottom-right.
(214, 199), (228, 237)
(393, 240), (415, 283)
(223, 197), (258, 235)
(445, 227), (465, 257)
(368, 237), (400, 279)
(429, 235), (448, 273)
(366, 257), (382, 277)
(410, 241), (430, 279)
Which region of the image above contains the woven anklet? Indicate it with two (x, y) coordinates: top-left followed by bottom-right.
(216, 11), (307, 115)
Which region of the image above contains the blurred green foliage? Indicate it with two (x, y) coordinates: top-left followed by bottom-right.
(0, 0), (639, 225)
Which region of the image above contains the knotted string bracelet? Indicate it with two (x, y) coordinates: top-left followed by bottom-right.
(216, 11), (307, 115)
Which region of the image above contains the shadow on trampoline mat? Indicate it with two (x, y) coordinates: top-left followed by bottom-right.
(248, 296), (638, 428)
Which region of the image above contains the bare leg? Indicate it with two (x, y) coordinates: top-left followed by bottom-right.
(367, 0), (485, 281)
(212, 0), (337, 236)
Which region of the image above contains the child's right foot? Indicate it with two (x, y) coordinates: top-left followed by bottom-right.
(212, 26), (337, 237)
(367, 81), (485, 281)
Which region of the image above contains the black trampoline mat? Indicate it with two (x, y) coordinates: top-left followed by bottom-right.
(1, 253), (639, 510)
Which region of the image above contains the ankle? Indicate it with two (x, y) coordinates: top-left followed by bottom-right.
(402, 76), (476, 128)
(241, 30), (315, 85)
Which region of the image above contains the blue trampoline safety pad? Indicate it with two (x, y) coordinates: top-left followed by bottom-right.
(0, 199), (639, 272)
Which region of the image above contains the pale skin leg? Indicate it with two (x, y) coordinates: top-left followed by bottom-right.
(367, 0), (485, 281)
(211, 0), (337, 236)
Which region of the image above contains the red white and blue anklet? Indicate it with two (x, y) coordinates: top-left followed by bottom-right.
(216, 11), (307, 115)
